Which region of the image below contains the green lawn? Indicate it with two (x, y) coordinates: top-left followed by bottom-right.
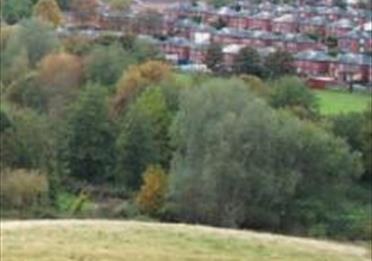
(1, 220), (369, 261)
(313, 89), (371, 115)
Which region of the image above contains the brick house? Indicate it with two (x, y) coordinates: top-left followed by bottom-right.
(326, 18), (355, 37)
(299, 16), (328, 36)
(338, 30), (372, 54)
(159, 37), (192, 64)
(329, 53), (372, 83)
(189, 43), (209, 64)
(248, 11), (273, 31)
(213, 28), (250, 45)
(272, 14), (299, 34)
(319, 6), (344, 22)
(175, 2), (216, 24)
(297, 5), (318, 19)
(222, 44), (245, 69)
(249, 30), (275, 48)
(277, 34), (324, 53)
(224, 10), (254, 30)
(294, 50), (333, 76)
(174, 20), (215, 43)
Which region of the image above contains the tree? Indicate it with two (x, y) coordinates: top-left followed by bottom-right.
(136, 165), (168, 215)
(0, 25), (18, 52)
(240, 74), (268, 97)
(3, 19), (59, 67)
(131, 38), (162, 63)
(205, 43), (223, 73)
(62, 35), (94, 56)
(56, 0), (72, 10)
(5, 71), (47, 113)
(168, 78), (361, 230)
(211, 17), (227, 30)
(0, 109), (12, 133)
(38, 52), (83, 118)
(106, 0), (132, 11)
(33, 0), (62, 27)
(85, 43), (134, 86)
(0, 106), (55, 170)
(269, 76), (318, 118)
(207, 0), (234, 8)
(59, 85), (115, 183)
(1, 47), (31, 88)
(113, 60), (171, 115)
(361, 107), (372, 181)
(264, 50), (295, 79)
(329, 108), (372, 182)
(1, 0), (33, 24)
(116, 87), (172, 190)
(133, 10), (163, 35)
(234, 46), (264, 77)
(333, 0), (347, 9)
(70, 0), (98, 24)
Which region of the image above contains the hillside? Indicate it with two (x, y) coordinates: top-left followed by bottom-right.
(1, 220), (369, 261)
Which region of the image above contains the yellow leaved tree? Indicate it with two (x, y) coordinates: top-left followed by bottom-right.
(136, 165), (168, 215)
(34, 0), (62, 27)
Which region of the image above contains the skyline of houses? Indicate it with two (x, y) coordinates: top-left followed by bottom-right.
(64, 0), (372, 85)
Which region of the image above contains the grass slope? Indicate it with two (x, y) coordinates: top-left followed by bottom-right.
(314, 90), (371, 115)
(1, 220), (369, 261)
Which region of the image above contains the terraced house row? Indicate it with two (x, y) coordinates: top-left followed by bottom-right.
(63, 0), (372, 85)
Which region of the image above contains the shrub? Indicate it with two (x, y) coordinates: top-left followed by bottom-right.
(0, 169), (49, 209)
(0, 107), (55, 170)
(63, 35), (93, 56)
(270, 76), (319, 118)
(136, 165), (168, 215)
(85, 43), (134, 86)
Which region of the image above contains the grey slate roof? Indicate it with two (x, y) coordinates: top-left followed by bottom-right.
(295, 50), (333, 62)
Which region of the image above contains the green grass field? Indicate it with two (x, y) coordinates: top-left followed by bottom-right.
(313, 89), (371, 115)
(1, 220), (369, 261)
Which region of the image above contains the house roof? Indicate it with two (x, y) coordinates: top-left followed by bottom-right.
(295, 50), (333, 62)
(163, 37), (192, 47)
(216, 27), (251, 38)
(300, 16), (328, 25)
(253, 11), (273, 19)
(176, 19), (215, 32)
(329, 18), (355, 28)
(274, 14), (297, 23)
(336, 53), (371, 66)
(340, 30), (370, 39)
(282, 33), (315, 43)
(222, 44), (245, 54)
(357, 21), (372, 31)
(217, 7), (238, 16)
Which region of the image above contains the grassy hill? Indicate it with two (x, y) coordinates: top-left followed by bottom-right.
(1, 220), (369, 261)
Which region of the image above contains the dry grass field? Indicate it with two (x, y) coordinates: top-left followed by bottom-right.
(1, 220), (370, 261)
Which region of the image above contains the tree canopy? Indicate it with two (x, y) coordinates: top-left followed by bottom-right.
(169, 78), (361, 229)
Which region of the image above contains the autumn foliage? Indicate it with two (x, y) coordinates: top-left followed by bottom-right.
(0, 169), (49, 209)
(39, 52), (83, 89)
(38, 53), (83, 117)
(33, 0), (62, 26)
(136, 165), (168, 215)
(112, 60), (171, 115)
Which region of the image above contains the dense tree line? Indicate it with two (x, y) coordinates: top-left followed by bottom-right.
(0, 16), (371, 240)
